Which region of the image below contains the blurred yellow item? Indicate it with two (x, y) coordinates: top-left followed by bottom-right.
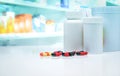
(0, 22), (6, 34)
(6, 16), (14, 33)
(0, 16), (7, 34)
(46, 20), (54, 25)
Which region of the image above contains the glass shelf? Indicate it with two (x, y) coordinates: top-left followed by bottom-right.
(0, 32), (63, 41)
(0, 0), (71, 12)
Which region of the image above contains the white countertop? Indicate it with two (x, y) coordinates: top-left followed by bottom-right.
(0, 46), (120, 76)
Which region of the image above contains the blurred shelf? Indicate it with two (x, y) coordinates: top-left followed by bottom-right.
(0, 32), (63, 40)
(0, 0), (71, 12)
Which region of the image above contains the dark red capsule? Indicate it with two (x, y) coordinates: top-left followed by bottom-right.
(80, 51), (88, 55)
(84, 51), (88, 55)
(64, 52), (70, 57)
(54, 51), (63, 55)
(55, 52), (61, 56)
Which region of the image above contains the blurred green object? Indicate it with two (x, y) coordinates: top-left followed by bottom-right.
(106, 0), (120, 6)
(106, 1), (118, 6)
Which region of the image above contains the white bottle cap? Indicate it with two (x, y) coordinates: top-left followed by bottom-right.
(66, 11), (82, 20)
(82, 17), (103, 23)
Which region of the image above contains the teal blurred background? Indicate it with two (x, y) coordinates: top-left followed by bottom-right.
(0, 0), (120, 46)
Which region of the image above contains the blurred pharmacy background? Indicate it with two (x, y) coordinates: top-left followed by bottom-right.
(0, 0), (120, 76)
(0, 0), (120, 51)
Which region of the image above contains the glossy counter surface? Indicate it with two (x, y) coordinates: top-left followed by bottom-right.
(0, 46), (120, 76)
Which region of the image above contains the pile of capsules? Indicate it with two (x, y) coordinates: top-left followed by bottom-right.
(40, 51), (88, 57)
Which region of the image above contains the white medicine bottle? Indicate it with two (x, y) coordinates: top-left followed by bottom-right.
(83, 17), (103, 54)
(64, 11), (83, 51)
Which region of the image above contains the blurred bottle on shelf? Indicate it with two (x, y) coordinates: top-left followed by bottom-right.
(0, 16), (7, 34)
(14, 18), (20, 33)
(15, 15), (25, 33)
(2, 8), (15, 33)
(46, 20), (55, 32)
(60, 0), (69, 8)
(32, 14), (46, 32)
(23, 14), (32, 32)
(6, 15), (15, 33)
(15, 14), (32, 33)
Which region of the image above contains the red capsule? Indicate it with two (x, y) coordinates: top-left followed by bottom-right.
(58, 52), (62, 55)
(55, 52), (61, 56)
(64, 52), (70, 57)
(55, 51), (62, 55)
(84, 51), (88, 55)
(80, 51), (88, 55)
